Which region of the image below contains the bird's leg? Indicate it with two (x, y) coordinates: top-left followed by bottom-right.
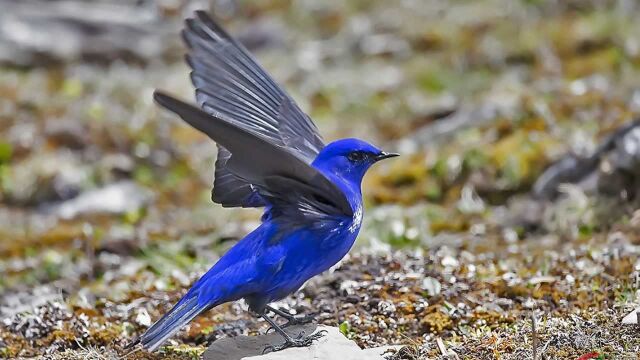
(265, 305), (316, 328)
(261, 313), (326, 354)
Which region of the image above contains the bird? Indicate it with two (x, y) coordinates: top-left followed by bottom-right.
(133, 10), (398, 353)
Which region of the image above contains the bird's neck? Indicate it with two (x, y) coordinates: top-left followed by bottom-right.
(311, 157), (365, 214)
(318, 169), (363, 212)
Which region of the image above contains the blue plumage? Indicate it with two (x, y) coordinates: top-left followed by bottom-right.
(134, 12), (398, 353)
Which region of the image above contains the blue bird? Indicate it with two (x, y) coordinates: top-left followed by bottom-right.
(134, 11), (398, 352)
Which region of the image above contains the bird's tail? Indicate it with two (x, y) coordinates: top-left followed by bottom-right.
(135, 293), (209, 352)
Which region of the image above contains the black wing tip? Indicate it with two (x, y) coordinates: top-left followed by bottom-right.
(153, 91), (196, 116)
(193, 10), (212, 21)
(152, 90), (173, 107)
(185, 10), (211, 27)
(181, 28), (194, 49)
(184, 17), (199, 34)
(185, 53), (193, 68)
(184, 10), (230, 41)
(193, 10), (227, 34)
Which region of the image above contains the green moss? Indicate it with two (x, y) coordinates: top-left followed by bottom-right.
(0, 142), (11, 163)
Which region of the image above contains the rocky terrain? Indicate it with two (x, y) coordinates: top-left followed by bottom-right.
(1, 1), (640, 359)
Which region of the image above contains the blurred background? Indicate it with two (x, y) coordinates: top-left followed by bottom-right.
(1, 0), (640, 359)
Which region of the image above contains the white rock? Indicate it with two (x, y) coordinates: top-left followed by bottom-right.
(441, 256), (459, 268)
(135, 308), (151, 327)
(421, 276), (442, 297)
(54, 180), (153, 219)
(622, 307), (640, 325)
(527, 276), (556, 285)
(203, 325), (399, 360)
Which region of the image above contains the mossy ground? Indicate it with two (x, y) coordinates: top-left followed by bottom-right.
(1, 1), (640, 359)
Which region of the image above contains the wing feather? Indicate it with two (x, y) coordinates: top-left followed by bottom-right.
(212, 145), (265, 207)
(154, 92), (352, 218)
(181, 11), (325, 208)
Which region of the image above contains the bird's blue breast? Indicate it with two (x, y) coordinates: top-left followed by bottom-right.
(257, 217), (360, 301)
(230, 203), (361, 306)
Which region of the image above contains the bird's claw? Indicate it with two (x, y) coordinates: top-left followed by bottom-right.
(262, 330), (327, 354)
(282, 313), (317, 328)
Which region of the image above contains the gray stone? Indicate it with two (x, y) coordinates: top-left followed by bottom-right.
(203, 325), (397, 360)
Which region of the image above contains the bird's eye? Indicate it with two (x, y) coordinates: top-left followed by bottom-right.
(347, 151), (367, 162)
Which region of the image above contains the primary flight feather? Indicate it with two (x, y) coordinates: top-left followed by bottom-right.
(134, 10), (398, 352)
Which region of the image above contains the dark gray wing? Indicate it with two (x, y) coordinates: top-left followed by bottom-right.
(183, 11), (325, 207)
(154, 92), (353, 218)
(212, 145), (265, 207)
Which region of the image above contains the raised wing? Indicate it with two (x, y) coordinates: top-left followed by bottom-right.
(154, 92), (353, 219)
(183, 11), (325, 208)
(212, 145), (265, 207)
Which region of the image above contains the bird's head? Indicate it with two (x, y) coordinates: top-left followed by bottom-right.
(312, 138), (398, 189)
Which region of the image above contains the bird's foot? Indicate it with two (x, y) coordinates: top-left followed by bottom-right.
(262, 329), (327, 354)
(265, 313), (315, 332)
(282, 312), (316, 328)
(265, 305), (317, 331)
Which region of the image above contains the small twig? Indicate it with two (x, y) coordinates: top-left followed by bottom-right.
(531, 313), (538, 360)
(435, 337), (459, 359)
(119, 344), (143, 360)
(540, 339), (552, 355)
(436, 337), (447, 356)
(75, 339), (113, 360)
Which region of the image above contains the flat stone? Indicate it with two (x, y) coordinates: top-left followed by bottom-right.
(203, 325), (397, 360)
(622, 307), (640, 325)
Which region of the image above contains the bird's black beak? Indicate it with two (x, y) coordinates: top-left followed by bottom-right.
(375, 151), (400, 161)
